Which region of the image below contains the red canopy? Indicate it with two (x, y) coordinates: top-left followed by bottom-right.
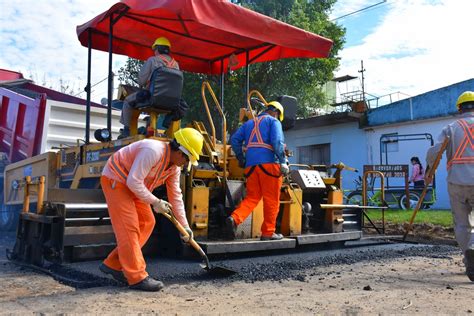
(77, 0), (333, 74)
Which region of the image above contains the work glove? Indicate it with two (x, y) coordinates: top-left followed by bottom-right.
(236, 154), (246, 169)
(152, 199), (172, 214)
(280, 163), (290, 176)
(181, 227), (194, 243)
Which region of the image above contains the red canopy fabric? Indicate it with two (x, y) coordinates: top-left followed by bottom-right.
(77, 0), (333, 74)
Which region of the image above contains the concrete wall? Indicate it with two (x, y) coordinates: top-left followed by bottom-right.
(367, 78), (473, 126)
(285, 121), (367, 192)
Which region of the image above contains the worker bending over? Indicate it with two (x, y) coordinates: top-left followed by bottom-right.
(100, 128), (204, 291)
(425, 91), (474, 282)
(120, 37), (180, 137)
(226, 101), (289, 240)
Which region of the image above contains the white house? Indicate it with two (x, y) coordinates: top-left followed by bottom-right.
(285, 78), (474, 209)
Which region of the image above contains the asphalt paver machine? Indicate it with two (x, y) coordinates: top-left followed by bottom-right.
(5, 0), (364, 265)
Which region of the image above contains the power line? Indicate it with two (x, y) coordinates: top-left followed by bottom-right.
(331, 0), (387, 21)
(73, 75), (112, 97)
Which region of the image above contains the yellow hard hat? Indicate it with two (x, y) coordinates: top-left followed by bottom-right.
(152, 37), (171, 50)
(174, 128), (204, 166)
(268, 101), (284, 121)
(456, 91), (474, 111)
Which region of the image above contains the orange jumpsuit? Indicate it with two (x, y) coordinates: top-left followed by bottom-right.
(101, 139), (188, 285)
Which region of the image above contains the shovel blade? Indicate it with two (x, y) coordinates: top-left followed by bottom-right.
(200, 262), (236, 277)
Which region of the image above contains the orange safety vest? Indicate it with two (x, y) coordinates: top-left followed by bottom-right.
(245, 116), (274, 151)
(447, 118), (474, 169)
(158, 54), (178, 69)
(107, 143), (171, 190)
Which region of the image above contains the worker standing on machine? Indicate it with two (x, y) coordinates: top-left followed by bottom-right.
(425, 91), (474, 282)
(226, 101), (289, 240)
(99, 128), (204, 291)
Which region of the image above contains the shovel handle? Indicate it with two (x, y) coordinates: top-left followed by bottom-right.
(161, 212), (208, 261)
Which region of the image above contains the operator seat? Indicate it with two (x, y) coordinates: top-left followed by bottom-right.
(129, 67), (186, 136)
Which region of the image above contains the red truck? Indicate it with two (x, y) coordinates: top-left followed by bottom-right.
(0, 69), (122, 230)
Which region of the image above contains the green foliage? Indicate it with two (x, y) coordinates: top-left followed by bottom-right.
(117, 58), (143, 86)
(116, 0), (345, 130)
(365, 209), (453, 228)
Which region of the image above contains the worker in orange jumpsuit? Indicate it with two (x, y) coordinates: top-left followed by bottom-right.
(99, 128), (204, 291)
(226, 101), (288, 240)
(425, 91), (474, 282)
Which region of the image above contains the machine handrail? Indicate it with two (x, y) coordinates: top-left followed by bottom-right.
(246, 90), (269, 120)
(363, 170), (385, 234)
(201, 81), (227, 188)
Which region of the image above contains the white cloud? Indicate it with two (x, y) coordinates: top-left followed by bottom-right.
(330, 0), (376, 20)
(335, 0), (474, 102)
(1, 0), (472, 105)
(0, 0), (124, 101)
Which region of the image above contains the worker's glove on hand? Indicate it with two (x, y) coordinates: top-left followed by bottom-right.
(236, 154), (246, 169)
(181, 227), (194, 243)
(152, 199), (172, 214)
(280, 163), (290, 176)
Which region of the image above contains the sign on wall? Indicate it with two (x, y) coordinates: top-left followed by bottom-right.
(363, 164), (409, 178)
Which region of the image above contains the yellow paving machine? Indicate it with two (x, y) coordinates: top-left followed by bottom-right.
(4, 1), (365, 265)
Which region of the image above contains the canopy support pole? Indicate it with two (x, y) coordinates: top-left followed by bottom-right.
(106, 8), (128, 136)
(245, 51), (250, 109)
(106, 15), (114, 134)
(85, 29), (92, 144)
(220, 60), (225, 113)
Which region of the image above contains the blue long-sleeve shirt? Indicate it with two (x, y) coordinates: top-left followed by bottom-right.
(231, 113), (286, 167)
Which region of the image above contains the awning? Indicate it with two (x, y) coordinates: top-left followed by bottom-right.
(77, 0), (333, 74)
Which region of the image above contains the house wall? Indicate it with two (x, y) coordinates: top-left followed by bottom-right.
(285, 121), (367, 193)
(364, 116), (459, 209)
(284, 79), (473, 209)
(367, 78), (473, 126)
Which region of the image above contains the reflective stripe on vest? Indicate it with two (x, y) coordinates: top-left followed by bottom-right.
(246, 116), (274, 151)
(107, 144), (170, 190)
(158, 55), (178, 69)
(447, 118), (474, 169)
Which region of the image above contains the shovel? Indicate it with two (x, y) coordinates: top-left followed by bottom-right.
(161, 212), (236, 277)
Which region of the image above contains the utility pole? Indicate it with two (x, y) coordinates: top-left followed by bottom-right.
(359, 60), (366, 104)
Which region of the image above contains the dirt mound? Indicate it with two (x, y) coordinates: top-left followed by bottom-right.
(365, 221), (456, 245)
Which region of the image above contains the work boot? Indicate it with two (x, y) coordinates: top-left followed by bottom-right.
(129, 276), (164, 292)
(465, 248), (474, 282)
(225, 216), (237, 240)
(260, 233), (283, 241)
(99, 263), (127, 284)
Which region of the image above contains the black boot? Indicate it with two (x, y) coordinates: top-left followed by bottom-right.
(225, 216), (237, 240)
(465, 248), (474, 282)
(129, 276), (164, 292)
(99, 263), (127, 284)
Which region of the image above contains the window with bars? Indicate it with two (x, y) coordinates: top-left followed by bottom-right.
(298, 143), (330, 165)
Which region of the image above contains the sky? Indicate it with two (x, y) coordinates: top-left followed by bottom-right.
(1, 0), (473, 105)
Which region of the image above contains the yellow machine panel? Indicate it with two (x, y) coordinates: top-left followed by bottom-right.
(324, 190), (344, 233)
(4, 152), (57, 206)
(280, 184), (303, 236)
(186, 181), (210, 238)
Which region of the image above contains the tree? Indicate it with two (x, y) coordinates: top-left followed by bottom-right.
(117, 0), (345, 131)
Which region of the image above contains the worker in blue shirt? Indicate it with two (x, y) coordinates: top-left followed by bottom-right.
(226, 101), (288, 240)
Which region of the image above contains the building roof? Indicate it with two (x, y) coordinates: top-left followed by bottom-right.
(291, 111), (362, 130)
